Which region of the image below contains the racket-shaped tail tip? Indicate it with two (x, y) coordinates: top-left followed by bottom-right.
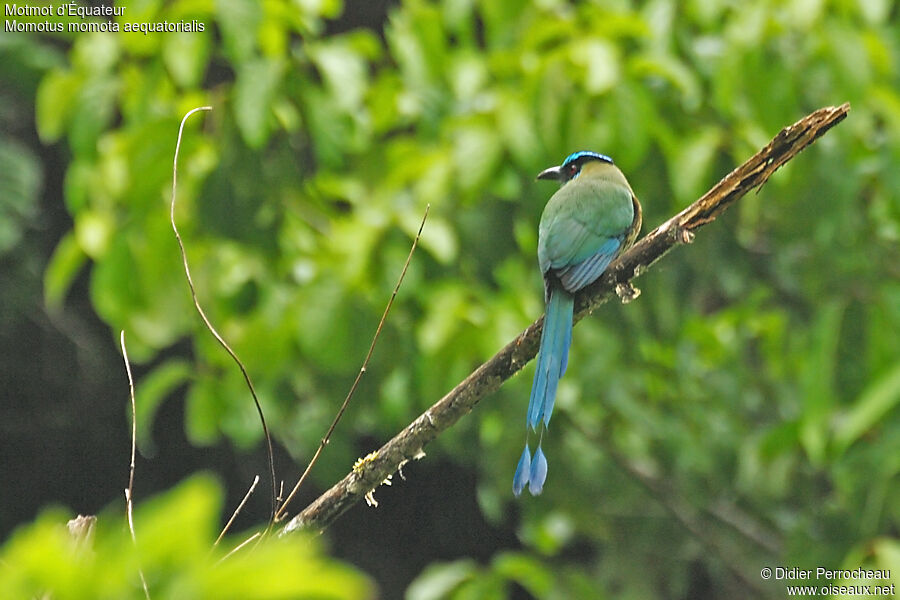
(528, 445), (548, 495)
(513, 444), (532, 497)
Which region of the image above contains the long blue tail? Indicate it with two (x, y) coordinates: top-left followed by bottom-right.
(513, 288), (573, 496)
(527, 288), (574, 429)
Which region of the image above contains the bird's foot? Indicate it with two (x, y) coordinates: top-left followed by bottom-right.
(670, 223), (695, 245)
(616, 281), (641, 304)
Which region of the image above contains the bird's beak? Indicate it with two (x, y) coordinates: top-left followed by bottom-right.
(536, 165), (562, 181)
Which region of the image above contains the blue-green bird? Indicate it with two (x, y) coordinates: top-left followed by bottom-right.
(513, 151), (642, 496)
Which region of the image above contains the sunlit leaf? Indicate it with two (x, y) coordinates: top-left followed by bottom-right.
(406, 559), (477, 600)
(233, 58), (285, 148)
(35, 69), (81, 142)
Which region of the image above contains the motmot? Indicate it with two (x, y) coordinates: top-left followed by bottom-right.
(513, 151), (642, 496)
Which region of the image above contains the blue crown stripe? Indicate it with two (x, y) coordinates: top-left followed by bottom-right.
(562, 151), (614, 167)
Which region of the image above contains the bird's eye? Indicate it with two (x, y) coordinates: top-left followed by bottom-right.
(567, 164), (577, 176)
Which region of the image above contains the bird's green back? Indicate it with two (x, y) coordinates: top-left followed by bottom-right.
(538, 160), (636, 275)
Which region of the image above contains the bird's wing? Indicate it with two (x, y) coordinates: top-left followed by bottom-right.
(539, 182), (635, 294)
(556, 237), (623, 292)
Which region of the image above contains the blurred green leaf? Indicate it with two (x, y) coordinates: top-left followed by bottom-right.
(492, 552), (553, 597)
(800, 301), (844, 466)
(833, 363), (900, 456)
(571, 39), (620, 95)
(35, 69), (81, 143)
(74, 209), (114, 258)
(0, 476), (372, 599)
(233, 58), (285, 148)
(310, 39), (370, 113)
(0, 138), (41, 255)
(667, 126), (722, 204)
(215, 0), (262, 63)
(43, 232), (87, 310)
(134, 358), (194, 455)
(163, 31), (211, 88)
(406, 559), (477, 600)
(453, 123), (503, 193)
(406, 212), (458, 264)
(873, 538), (900, 581)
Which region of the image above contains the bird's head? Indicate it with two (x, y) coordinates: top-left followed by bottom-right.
(537, 151), (615, 184)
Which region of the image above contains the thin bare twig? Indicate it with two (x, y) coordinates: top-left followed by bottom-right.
(274, 204), (431, 522)
(120, 331), (150, 600)
(704, 499), (783, 555)
(170, 107), (278, 523)
(281, 103), (850, 535)
(215, 476), (260, 547)
(216, 531), (262, 565)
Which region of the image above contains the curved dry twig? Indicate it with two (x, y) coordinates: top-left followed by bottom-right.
(120, 331), (150, 600)
(215, 475), (260, 547)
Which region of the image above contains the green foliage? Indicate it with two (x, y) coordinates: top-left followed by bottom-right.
(11, 0), (900, 596)
(0, 476), (371, 599)
(0, 138), (41, 256)
(406, 551), (613, 600)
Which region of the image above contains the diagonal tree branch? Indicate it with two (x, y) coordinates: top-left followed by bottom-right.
(281, 102), (850, 536)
